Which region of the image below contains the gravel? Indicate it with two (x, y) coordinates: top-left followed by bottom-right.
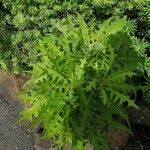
(0, 84), (34, 150)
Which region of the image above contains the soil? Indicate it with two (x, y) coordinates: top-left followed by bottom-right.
(126, 124), (150, 150)
(0, 72), (34, 150)
(0, 86), (34, 150)
(126, 103), (150, 150)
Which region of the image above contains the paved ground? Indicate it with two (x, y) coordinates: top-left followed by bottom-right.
(0, 83), (34, 150)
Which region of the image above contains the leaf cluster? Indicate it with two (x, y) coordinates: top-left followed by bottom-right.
(20, 16), (143, 149)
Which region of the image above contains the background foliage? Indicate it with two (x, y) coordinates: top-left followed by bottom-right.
(0, 0), (150, 73)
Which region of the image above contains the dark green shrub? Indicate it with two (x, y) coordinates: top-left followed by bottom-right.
(1, 0), (149, 74)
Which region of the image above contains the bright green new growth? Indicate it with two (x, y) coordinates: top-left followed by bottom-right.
(20, 16), (142, 149)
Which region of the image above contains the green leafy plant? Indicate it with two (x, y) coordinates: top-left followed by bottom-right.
(19, 15), (143, 149)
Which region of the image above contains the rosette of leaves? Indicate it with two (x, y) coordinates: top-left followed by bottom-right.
(19, 15), (145, 149)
